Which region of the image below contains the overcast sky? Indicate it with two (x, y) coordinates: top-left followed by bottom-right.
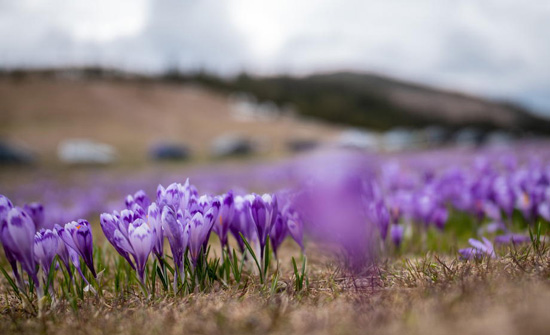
(0, 0), (549, 116)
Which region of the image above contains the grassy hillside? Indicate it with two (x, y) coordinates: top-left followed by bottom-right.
(182, 71), (550, 133)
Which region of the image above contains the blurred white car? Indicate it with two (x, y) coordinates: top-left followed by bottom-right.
(57, 139), (117, 164)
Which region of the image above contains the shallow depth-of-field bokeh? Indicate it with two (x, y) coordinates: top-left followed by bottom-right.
(2, 139), (550, 334)
(3, 1), (550, 334)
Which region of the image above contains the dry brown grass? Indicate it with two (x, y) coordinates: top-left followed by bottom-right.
(2, 243), (550, 335)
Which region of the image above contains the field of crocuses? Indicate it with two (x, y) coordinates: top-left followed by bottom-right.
(2, 142), (550, 334)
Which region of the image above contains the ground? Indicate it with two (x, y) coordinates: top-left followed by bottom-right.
(2, 241), (549, 335)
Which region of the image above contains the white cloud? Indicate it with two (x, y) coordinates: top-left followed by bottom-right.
(0, 0), (549, 114)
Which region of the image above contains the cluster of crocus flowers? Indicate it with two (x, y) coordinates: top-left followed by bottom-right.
(365, 155), (550, 254)
(100, 179), (304, 287)
(0, 194), (97, 295)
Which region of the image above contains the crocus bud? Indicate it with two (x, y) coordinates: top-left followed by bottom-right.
(58, 219), (96, 277)
(128, 219), (155, 283)
(248, 194), (278, 255)
(213, 192), (235, 249)
(5, 207), (38, 284)
(34, 228), (59, 277)
(187, 210), (215, 265)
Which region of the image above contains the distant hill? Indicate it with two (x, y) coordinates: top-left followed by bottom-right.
(182, 71), (550, 134)
(2, 68), (550, 134)
(0, 70), (339, 165)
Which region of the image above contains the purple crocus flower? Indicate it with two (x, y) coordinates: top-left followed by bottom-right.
(34, 228), (59, 279)
(53, 224), (80, 280)
(184, 194), (220, 253)
(213, 192), (234, 250)
(125, 190), (151, 210)
(24, 202), (46, 229)
(157, 183), (182, 209)
(431, 206), (448, 230)
(539, 202), (550, 221)
(282, 204), (304, 252)
(161, 206), (188, 276)
(493, 176), (515, 217)
(537, 188), (550, 221)
(157, 179), (197, 211)
(269, 213), (288, 258)
(482, 202), (501, 222)
(390, 224), (404, 247)
(2, 207), (39, 287)
(248, 194), (278, 260)
(367, 200), (390, 239)
(415, 192), (437, 224)
(129, 203), (146, 220)
(102, 206), (159, 281)
(100, 213), (136, 269)
(126, 219), (155, 283)
(494, 233), (530, 245)
(459, 237), (495, 260)
(58, 219), (96, 277)
(479, 221), (507, 235)
(0, 195), (20, 285)
(187, 209), (216, 265)
(147, 202), (164, 259)
(230, 195), (256, 252)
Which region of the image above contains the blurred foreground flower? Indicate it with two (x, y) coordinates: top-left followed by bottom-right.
(459, 237), (495, 260)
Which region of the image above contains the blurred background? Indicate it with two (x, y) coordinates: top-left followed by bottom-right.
(0, 0), (549, 170)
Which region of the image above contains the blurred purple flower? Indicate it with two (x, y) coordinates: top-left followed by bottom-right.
(367, 200), (390, 239)
(459, 237), (495, 260)
(269, 213), (288, 258)
(283, 205), (304, 252)
(24, 202), (46, 229)
(494, 233), (530, 245)
(390, 224), (404, 247)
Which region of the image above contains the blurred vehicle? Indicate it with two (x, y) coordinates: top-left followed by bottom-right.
(211, 134), (254, 158)
(337, 129), (380, 151)
(485, 131), (515, 147)
(286, 139), (319, 153)
(423, 126), (451, 147)
(57, 139), (116, 165)
(454, 128), (485, 147)
(382, 128), (419, 151)
(149, 142), (191, 161)
(0, 140), (34, 164)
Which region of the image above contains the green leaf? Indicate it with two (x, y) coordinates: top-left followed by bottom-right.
(0, 264), (20, 296)
(45, 255), (59, 295)
(263, 237), (271, 278)
(240, 233), (263, 284)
